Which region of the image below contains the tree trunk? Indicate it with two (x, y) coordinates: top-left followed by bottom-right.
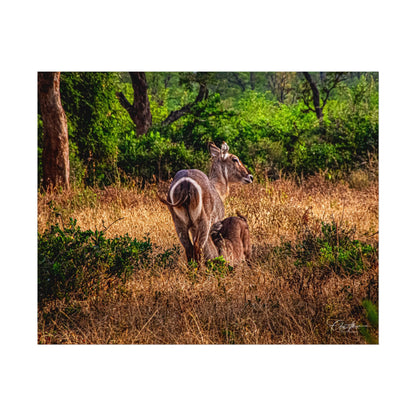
(303, 72), (323, 121)
(38, 72), (70, 190)
(116, 72), (152, 136)
(231, 72), (246, 92)
(249, 72), (256, 90)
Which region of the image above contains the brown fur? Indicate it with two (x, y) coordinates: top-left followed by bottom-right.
(159, 142), (253, 264)
(210, 212), (252, 266)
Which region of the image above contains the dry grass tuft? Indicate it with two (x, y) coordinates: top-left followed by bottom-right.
(38, 174), (378, 344)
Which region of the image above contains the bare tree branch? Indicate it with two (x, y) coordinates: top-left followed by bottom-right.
(322, 72), (347, 108)
(116, 72), (152, 136)
(161, 82), (208, 126)
(230, 72), (246, 92)
(115, 91), (134, 117)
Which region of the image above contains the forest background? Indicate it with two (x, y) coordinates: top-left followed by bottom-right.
(37, 72), (378, 188)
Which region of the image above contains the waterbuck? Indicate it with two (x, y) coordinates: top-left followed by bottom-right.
(159, 142), (253, 263)
(210, 213), (252, 266)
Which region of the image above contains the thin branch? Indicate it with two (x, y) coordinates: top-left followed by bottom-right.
(322, 73), (346, 108)
(115, 91), (133, 117)
(230, 72), (246, 92)
(301, 89), (314, 112)
(102, 217), (125, 232)
(162, 82), (208, 126)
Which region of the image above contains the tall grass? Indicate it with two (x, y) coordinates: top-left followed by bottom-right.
(38, 173), (378, 344)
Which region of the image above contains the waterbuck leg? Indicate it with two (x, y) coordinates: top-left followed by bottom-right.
(176, 230), (194, 262)
(203, 235), (219, 261)
(170, 212), (195, 262)
(193, 220), (218, 261)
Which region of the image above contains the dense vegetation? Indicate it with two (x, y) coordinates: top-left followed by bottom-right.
(38, 72), (378, 187)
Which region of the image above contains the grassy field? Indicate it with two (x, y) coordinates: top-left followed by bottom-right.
(38, 171), (378, 344)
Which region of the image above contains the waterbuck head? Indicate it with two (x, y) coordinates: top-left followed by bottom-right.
(208, 142), (253, 198)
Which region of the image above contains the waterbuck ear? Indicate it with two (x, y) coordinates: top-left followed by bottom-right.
(209, 142), (220, 158)
(210, 221), (223, 237)
(220, 142), (229, 159)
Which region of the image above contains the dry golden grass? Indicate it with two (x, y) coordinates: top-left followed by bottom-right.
(38, 174), (378, 344)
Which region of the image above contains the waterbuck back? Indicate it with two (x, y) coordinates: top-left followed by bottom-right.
(159, 142), (253, 263)
(210, 213), (252, 266)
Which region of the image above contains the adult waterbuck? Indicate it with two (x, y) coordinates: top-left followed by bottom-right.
(210, 213), (252, 267)
(159, 142), (253, 263)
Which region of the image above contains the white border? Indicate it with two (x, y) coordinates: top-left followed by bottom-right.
(2, 1), (416, 415)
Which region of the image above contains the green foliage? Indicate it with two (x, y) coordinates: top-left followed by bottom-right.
(38, 218), (178, 304)
(154, 244), (181, 268)
(118, 130), (208, 181)
(206, 256), (233, 277)
(186, 259), (200, 284)
(186, 256), (233, 286)
(359, 299), (379, 344)
(362, 299), (378, 329)
(163, 93), (237, 149)
(160, 84), (377, 179)
(206, 256), (233, 293)
(38, 72), (378, 187)
(285, 220), (378, 276)
(60, 72), (134, 186)
(325, 74), (378, 157)
(248, 137), (288, 179)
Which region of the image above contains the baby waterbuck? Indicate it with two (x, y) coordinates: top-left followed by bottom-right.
(159, 142), (253, 263)
(210, 213), (252, 266)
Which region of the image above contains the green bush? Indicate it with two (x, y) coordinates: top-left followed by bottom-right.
(118, 130), (209, 181)
(292, 140), (345, 175)
(60, 72), (135, 186)
(248, 137), (288, 178)
(325, 75), (378, 159)
(359, 299), (379, 344)
(38, 218), (179, 304)
(282, 220), (378, 276)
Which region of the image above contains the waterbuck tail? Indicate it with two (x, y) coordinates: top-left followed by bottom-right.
(236, 211), (248, 222)
(157, 192), (189, 208)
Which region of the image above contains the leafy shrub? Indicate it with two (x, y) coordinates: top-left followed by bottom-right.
(60, 72), (135, 186)
(248, 137), (288, 179)
(163, 93), (237, 149)
(38, 218), (178, 304)
(154, 244), (181, 268)
(206, 256), (233, 277)
(284, 221), (377, 276)
(205, 256), (233, 292)
(325, 74), (378, 161)
(292, 140), (345, 175)
(118, 130), (208, 181)
(359, 299), (378, 344)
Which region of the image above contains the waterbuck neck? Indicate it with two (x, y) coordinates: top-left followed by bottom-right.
(209, 162), (229, 200)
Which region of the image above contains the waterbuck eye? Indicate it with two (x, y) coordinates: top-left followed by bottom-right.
(232, 157), (239, 163)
